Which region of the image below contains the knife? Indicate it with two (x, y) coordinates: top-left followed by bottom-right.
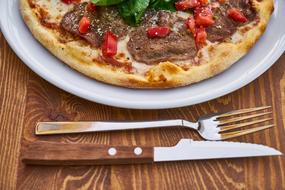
(21, 139), (282, 165)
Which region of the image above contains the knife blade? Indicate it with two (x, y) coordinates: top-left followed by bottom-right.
(21, 139), (282, 165)
(154, 139), (282, 162)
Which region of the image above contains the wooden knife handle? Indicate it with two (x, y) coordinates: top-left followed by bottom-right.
(21, 141), (154, 165)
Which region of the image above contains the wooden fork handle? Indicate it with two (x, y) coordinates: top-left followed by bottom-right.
(21, 141), (154, 165)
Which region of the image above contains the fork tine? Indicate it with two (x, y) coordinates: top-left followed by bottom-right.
(217, 106), (271, 118)
(218, 112), (272, 125)
(220, 125), (274, 140)
(219, 118), (273, 132)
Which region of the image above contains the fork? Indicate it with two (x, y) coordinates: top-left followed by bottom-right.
(36, 106), (274, 140)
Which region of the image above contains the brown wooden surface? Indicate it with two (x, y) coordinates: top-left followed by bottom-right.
(1, 31), (285, 189)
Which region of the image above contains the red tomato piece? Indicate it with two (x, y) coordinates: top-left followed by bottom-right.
(102, 32), (118, 57)
(61, 0), (80, 4)
(194, 6), (213, 18)
(86, 2), (96, 12)
(198, 0), (208, 6)
(227, 8), (248, 23)
(194, 6), (215, 27)
(175, 0), (200, 11)
(79, 16), (90, 34)
(195, 27), (207, 46)
(185, 15), (196, 34)
(61, 0), (72, 4)
(147, 27), (171, 38)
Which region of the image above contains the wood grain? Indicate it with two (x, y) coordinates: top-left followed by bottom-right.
(0, 32), (285, 189)
(21, 141), (154, 165)
(0, 32), (29, 190)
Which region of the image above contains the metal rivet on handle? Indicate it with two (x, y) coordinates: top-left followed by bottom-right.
(108, 147), (117, 156)
(134, 147), (143, 156)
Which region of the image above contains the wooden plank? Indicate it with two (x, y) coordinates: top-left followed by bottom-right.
(0, 33), (29, 189)
(0, 32), (284, 189)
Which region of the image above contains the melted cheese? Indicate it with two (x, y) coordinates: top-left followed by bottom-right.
(33, 0), (88, 23)
(231, 32), (243, 43)
(176, 11), (191, 19)
(231, 22), (256, 43)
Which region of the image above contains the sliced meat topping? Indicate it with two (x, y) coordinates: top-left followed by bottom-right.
(207, 0), (256, 42)
(128, 11), (197, 65)
(61, 3), (129, 47)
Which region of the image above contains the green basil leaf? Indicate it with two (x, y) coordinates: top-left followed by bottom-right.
(118, 0), (150, 26)
(92, 0), (177, 26)
(91, 0), (126, 6)
(150, 0), (176, 11)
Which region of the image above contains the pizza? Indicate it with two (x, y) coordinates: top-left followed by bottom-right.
(20, 0), (274, 88)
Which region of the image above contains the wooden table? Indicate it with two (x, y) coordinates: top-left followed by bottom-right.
(1, 32), (285, 190)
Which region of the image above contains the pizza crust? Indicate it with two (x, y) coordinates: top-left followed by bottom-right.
(20, 0), (274, 88)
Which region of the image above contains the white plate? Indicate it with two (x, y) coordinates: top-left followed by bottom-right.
(1, 0), (285, 109)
